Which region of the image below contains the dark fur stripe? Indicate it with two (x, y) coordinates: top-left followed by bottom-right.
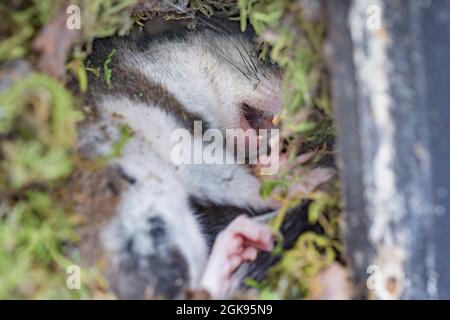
(109, 65), (209, 133)
(189, 196), (273, 250)
(84, 39), (209, 133)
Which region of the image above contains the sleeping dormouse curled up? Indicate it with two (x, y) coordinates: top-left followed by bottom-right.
(67, 17), (317, 299)
(5, 0), (450, 303)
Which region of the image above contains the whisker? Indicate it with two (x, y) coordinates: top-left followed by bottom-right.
(161, 0), (261, 84)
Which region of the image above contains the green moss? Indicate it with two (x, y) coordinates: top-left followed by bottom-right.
(0, 72), (87, 298)
(0, 73), (82, 190)
(0, 192), (77, 299)
(108, 124), (135, 160)
(103, 48), (116, 87)
(238, 0), (342, 299)
(0, 0), (57, 62)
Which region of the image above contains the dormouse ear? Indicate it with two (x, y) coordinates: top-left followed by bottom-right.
(128, 15), (189, 40)
(196, 15), (256, 40)
(129, 13), (255, 41)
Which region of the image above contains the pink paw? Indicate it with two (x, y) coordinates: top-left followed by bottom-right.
(200, 215), (275, 298)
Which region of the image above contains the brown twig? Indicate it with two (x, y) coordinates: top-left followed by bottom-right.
(32, 1), (80, 80)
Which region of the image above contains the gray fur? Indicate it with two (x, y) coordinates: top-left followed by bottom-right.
(77, 18), (285, 299)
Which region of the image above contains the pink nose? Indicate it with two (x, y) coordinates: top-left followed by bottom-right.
(244, 94), (282, 114)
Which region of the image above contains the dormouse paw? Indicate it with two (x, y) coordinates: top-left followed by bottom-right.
(200, 215), (275, 299)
